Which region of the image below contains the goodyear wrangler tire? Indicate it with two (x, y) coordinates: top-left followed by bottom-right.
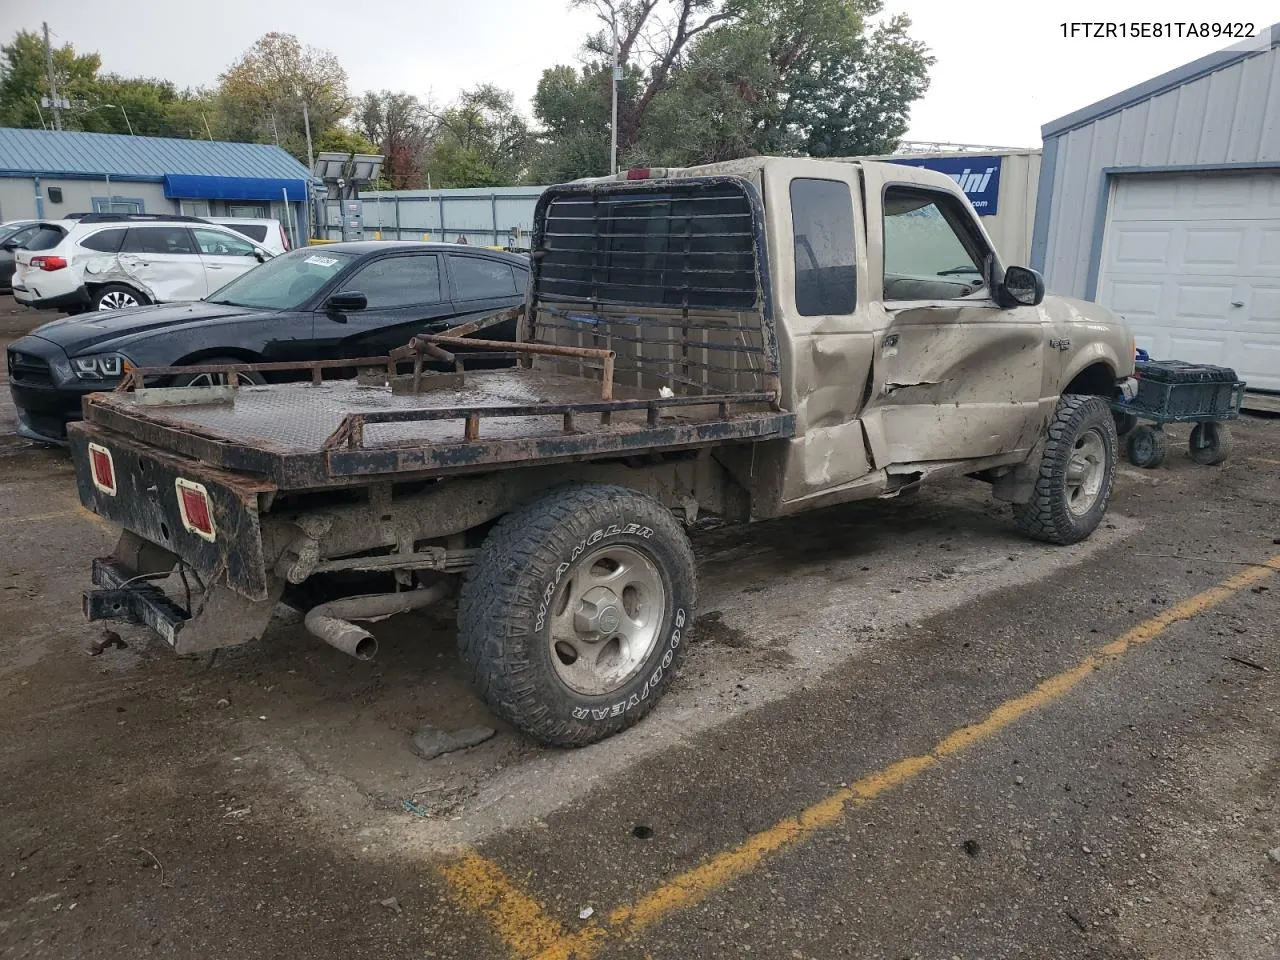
(1012, 394), (1118, 545)
(457, 484), (696, 747)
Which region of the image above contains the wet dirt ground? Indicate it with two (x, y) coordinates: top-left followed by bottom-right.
(1, 311), (1278, 958)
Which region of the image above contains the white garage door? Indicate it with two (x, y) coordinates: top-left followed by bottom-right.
(1097, 172), (1280, 392)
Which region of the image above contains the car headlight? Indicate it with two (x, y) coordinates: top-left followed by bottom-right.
(72, 354), (132, 380)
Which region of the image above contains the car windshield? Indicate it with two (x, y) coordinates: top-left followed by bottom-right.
(206, 249), (356, 308)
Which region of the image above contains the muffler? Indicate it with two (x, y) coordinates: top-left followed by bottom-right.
(304, 582), (450, 661)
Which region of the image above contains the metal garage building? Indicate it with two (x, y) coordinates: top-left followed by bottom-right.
(1031, 24), (1280, 394)
(0, 128), (313, 246)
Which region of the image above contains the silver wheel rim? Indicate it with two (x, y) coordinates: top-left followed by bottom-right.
(98, 290), (138, 310)
(1066, 427), (1107, 516)
(548, 543), (666, 696)
(183, 370), (258, 387)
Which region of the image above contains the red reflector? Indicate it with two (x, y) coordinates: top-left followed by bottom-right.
(625, 167), (651, 180)
(175, 479), (216, 541)
(88, 443), (116, 496)
(32, 255), (68, 271)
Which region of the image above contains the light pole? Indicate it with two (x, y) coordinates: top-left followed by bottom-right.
(610, 11), (619, 175)
(83, 102), (134, 136)
(104, 103), (134, 136)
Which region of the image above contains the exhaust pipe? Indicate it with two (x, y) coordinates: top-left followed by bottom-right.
(304, 582), (450, 661)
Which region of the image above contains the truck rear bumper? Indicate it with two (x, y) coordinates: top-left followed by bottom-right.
(68, 421), (277, 600)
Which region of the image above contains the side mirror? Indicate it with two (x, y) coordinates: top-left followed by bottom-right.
(326, 290), (367, 313)
(999, 265), (1045, 308)
(1, 241), (18, 252)
(253, 250), (266, 263)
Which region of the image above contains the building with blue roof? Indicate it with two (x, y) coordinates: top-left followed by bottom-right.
(0, 127), (313, 242)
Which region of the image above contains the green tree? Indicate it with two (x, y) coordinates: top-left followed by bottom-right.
(315, 126), (377, 156)
(0, 29), (101, 129)
(531, 0), (933, 176)
(425, 85), (530, 187)
(216, 32), (351, 162)
(356, 91), (433, 188)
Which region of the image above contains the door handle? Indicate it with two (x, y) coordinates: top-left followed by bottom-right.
(425, 320), (449, 333)
(1230, 300), (1244, 307)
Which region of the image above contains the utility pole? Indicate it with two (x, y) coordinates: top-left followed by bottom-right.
(201, 112), (213, 140)
(610, 10), (619, 175)
(301, 99), (315, 170)
(42, 22), (63, 131)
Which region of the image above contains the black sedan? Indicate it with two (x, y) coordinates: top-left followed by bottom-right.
(7, 241), (528, 444)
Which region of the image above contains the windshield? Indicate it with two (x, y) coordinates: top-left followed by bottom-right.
(206, 249), (356, 308)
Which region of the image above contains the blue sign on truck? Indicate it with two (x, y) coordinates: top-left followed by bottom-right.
(888, 156), (1003, 216)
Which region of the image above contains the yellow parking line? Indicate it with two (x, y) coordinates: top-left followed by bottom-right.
(439, 853), (606, 959)
(440, 553), (1280, 960)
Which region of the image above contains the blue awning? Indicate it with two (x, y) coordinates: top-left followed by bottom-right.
(163, 174), (307, 202)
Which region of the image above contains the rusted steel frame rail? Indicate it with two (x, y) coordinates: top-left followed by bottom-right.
(117, 355), (402, 391)
(323, 391), (777, 451)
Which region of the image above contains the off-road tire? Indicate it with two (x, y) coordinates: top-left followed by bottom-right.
(1126, 425), (1167, 469)
(1188, 421), (1231, 465)
(171, 357), (266, 388)
(90, 283), (149, 311)
(1013, 394), (1118, 545)
(457, 484), (696, 747)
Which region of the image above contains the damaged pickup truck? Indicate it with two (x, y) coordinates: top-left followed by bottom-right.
(69, 158), (1134, 746)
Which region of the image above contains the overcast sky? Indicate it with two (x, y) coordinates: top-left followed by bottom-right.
(3, 0), (1276, 147)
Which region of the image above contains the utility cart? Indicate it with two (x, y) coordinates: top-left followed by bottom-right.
(1112, 359), (1246, 468)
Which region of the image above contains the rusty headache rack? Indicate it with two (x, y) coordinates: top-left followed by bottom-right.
(86, 322), (794, 489)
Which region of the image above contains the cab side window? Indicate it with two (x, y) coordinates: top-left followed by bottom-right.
(882, 188), (986, 301)
(790, 178), (856, 316)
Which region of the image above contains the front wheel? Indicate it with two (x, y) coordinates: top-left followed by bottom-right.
(457, 484), (696, 747)
(1013, 395), (1118, 545)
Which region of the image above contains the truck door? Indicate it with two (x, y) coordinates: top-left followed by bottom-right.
(858, 164), (1047, 464)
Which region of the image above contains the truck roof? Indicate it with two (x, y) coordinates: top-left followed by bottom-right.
(576, 155), (964, 194)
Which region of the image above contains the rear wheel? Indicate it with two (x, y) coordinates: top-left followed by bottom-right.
(457, 484), (696, 747)
(1126, 425), (1168, 469)
(1188, 421), (1231, 465)
(91, 284), (148, 312)
(171, 356), (265, 387)
(1012, 394), (1118, 545)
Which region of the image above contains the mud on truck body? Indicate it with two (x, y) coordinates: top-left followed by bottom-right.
(70, 158), (1134, 746)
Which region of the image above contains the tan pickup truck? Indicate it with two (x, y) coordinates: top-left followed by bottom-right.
(70, 157), (1134, 746)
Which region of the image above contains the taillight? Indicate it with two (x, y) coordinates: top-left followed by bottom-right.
(31, 256), (68, 271)
(175, 478), (216, 541)
(88, 442), (117, 496)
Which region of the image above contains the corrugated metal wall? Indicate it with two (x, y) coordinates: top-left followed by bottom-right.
(324, 187), (545, 244)
(1036, 38), (1280, 298)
